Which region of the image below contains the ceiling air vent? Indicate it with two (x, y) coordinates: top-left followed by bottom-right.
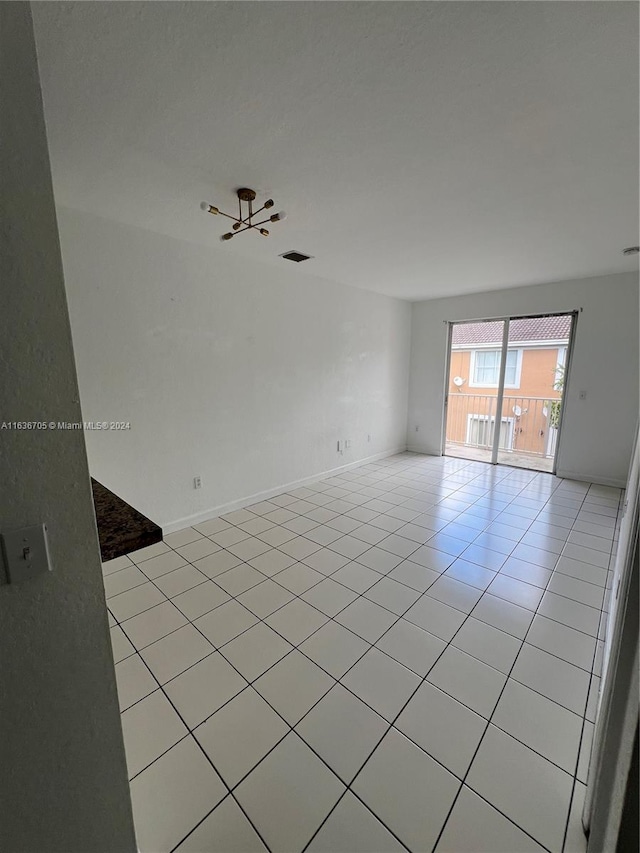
(280, 250), (312, 263)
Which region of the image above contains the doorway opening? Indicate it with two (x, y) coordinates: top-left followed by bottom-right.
(444, 313), (576, 473)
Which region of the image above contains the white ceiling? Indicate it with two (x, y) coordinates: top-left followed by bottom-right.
(32, 2), (639, 301)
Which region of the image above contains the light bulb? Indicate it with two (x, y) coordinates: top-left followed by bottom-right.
(270, 211), (287, 222)
(221, 232), (233, 241)
(200, 201), (209, 211)
(264, 199), (274, 209)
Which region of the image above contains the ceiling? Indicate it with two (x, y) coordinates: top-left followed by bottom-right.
(32, 2), (639, 301)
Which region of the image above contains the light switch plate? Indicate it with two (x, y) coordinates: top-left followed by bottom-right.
(1, 524), (52, 584)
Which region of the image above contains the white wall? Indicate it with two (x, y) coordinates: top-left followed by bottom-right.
(0, 6), (135, 851)
(57, 209), (411, 530)
(408, 272), (639, 486)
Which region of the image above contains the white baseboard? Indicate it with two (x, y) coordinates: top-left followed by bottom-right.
(555, 469), (627, 489)
(163, 446), (408, 534)
(406, 446), (441, 456)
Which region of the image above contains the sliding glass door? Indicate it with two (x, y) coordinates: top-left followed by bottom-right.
(444, 313), (576, 473)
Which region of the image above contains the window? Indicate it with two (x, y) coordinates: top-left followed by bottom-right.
(469, 349), (521, 388)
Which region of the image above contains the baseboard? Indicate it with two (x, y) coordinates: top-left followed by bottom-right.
(163, 446), (408, 534)
(406, 446), (441, 456)
(555, 469), (627, 489)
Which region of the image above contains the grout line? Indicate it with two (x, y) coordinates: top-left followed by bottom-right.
(300, 470), (588, 850)
(559, 518), (618, 853)
(116, 477), (606, 685)
(428, 492), (594, 852)
(107, 453), (621, 853)
(435, 476), (620, 853)
(116, 621), (275, 852)
(164, 455), (514, 849)
(116, 458), (588, 690)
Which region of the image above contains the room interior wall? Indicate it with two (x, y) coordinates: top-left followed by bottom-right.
(407, 272), (639, 487)
(57, 208), (412, 530)
(0, 5), (136, 851)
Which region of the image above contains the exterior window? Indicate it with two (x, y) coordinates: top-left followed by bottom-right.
(470, 349), (521, 388)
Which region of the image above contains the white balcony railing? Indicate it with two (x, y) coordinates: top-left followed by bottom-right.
(445, 394), (561, 460)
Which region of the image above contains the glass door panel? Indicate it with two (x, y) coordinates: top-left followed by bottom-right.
(495, 314), (574, 473)
(444, 319), (506, 464)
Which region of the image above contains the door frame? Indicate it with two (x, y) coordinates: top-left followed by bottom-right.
(549, 310), (578, 475)
(490, 317), (511, 464)
(442, 310), (579, 473)
(441, 321), (455, 456)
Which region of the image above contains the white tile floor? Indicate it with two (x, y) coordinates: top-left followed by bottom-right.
(103, 453), (622, 853)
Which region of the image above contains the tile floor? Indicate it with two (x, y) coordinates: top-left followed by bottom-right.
(103, 453), (622, 853)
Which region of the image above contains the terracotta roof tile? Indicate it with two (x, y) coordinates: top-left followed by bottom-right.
(452, 315), (571, 346)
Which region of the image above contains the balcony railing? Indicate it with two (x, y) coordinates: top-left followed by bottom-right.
(445, 394), (561, 463)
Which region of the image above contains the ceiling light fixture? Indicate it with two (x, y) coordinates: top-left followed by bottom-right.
(200, 188), (286, 242)
(622, 246), (639, 255)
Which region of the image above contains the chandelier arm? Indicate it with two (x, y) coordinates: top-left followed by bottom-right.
(216, 209), (243, 224)
(250, 216), (277, 228)
(229, 223), (262, 236)
(240, 203), (267, 224)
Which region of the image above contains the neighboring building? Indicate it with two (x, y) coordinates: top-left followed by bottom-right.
(447, 316), (571, 458)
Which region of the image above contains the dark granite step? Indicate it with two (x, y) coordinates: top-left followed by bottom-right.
(91, 478), (162, 562)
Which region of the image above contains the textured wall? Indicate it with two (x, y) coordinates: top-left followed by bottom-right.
(0, 5), (136, 851)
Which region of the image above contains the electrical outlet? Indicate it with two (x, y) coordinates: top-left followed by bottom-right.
(337, 440), (342, 453)
(345, 439), (352, 449)
(367, 434), (371, 443)
(415, 425), (420, 432)
(579, 390), (587, 400)
(193, 476), (202, 489)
